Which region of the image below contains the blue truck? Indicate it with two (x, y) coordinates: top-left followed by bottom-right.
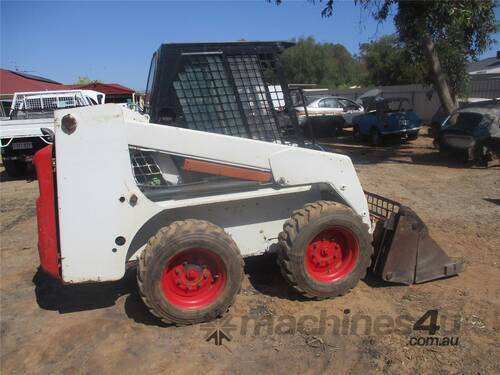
(352, 97), (421, 146)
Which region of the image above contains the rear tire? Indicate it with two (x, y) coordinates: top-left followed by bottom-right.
(137, 219), (244, 325)
(277, 201), (372, 299)
(3, 159), (27, 177)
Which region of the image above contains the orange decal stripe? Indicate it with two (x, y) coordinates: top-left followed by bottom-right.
(183, 159), (272, 183)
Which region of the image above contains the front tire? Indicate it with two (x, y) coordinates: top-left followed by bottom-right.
(137, 219), (244, 325)
(277, 201), (372, 299)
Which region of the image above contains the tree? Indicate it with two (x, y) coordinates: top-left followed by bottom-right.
(359, 34), (426, 86)
(280, 37), (367, 87)
(74, 76), (101, 85)
(274, 0), (497, 115)
(331, 0), (496, 114)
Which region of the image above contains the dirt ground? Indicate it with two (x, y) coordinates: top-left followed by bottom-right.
(1, 131), (499, 374)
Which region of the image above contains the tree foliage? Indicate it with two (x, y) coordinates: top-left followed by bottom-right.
(274, 0), (497, 114)
(361, 0), (498, 100)
(359, 34), (427, 86)
(280, 37), (367, 88)
(74, 76), (101, 85)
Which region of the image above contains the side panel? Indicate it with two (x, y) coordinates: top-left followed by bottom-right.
(269, 148), (369, 223)
(54, 105), (370, 283)
(125, 188), (323, 261)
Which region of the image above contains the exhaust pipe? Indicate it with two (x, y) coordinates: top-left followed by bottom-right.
(366, 192), (465, 285)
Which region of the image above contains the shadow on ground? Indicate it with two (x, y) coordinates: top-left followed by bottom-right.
(316, 131), (478, 169)
(32, 267), (167, 327)
(33, 253), (399, 325)
(244, 254), (307, 301)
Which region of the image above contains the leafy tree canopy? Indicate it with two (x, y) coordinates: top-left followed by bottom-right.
(74, 76), (101, 85)
(274, 0), (497, 113)
(280, 36), (367, 88)
(362, 0), (498, 99)
(359, 34), (427, 86)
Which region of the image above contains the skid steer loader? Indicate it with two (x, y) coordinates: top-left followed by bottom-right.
(33, 42), (463, 325)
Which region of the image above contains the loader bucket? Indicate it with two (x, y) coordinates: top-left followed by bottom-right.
(366, 192), (464, 285)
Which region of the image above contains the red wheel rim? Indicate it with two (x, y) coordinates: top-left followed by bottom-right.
(161, 248), (226, 309)
(305, 227), (359, 283)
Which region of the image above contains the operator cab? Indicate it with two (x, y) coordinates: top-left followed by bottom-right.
(143, 41), (307, 145)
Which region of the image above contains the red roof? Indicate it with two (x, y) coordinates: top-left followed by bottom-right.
(0, 68), (65, 94)
(67, 82), (135, 95)
(0, 69), (135, 96)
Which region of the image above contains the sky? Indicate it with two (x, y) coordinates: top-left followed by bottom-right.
(1, 0), (499, 90)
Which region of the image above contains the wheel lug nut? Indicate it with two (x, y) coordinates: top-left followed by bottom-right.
(203, 274), (208, 279)
(176, 279), (181, 286)
(175, 269), (180, 275)
(197, 282), (202, 288)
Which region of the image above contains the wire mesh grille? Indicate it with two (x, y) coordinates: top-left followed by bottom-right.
(129, 148), (168, 187)
(228, 55), (283, 141)
(365, 191), (401, 222)
(172, 52), (294, 143)
(11, 92), (88, 119)
(173, 54), (247, 138)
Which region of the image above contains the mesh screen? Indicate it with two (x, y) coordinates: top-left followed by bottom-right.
(129, 148), (168, 187)
(173, 54), (247, 137)
(13, 93), (82, 111)
(228, 55), (282, 141)
(172, 53), (293, 142)
(365, 191), (401, 222)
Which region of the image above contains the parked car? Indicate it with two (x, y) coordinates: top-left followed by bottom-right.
(428, 97), (492, 138)
(295, 96), (364, 137)
(434, 100), (499, 166)
(352, 97), (421, 146)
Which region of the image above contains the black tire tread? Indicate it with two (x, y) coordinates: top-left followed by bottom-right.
(277, 200), (372, 299)
(137, 219), (244, 325)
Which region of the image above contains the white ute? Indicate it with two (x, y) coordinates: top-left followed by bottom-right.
(0, 90), (104, 176)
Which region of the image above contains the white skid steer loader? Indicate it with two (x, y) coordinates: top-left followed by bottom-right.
(33, 42), (463, 325)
